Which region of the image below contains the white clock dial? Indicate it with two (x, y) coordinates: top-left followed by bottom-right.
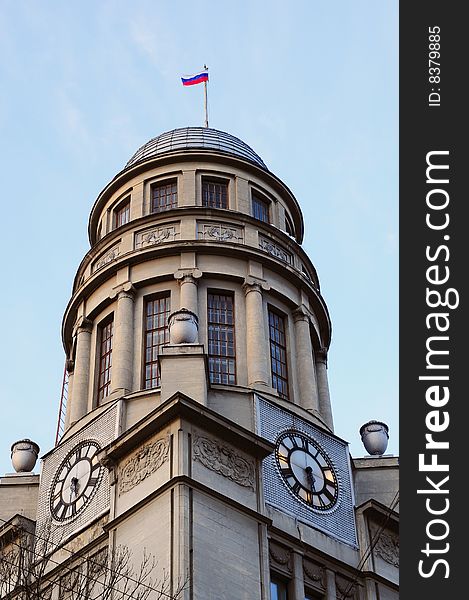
(275, 431), (339, 511)
(50, 440), (103, 522)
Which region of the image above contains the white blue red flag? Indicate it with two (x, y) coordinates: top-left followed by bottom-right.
(181, 70), (209, 86)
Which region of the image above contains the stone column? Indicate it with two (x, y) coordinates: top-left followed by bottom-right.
(242, 279), (270, 387)
(316, 348), (334, 430)
(110, 284), (135, 395)
(325, 569), (337, 600)
(288, 551), (306, 600)
(293, 308), (319, 412)
(174, 269), (202, 316)
(70, 317), (93, 425)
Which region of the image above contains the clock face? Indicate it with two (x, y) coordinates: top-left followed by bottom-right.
(49, 440), (104, 522)
(275, 431), (339, 511)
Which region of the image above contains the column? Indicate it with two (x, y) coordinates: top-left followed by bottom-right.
(325, 569), (337, 600)
(293, 308), (319, 412)
(70, 317), (93, 425)
(243, 279), (270, 387)
(178, 274), (199, 315)
(316, 348), (334, 431)
(111, 285), (135, 395)
(288, 551), (306, 600)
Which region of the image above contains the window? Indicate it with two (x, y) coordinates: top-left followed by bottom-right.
(207, 292), (236, 384)
(202, 179), (228, 209)
(268, 308), (289, 399)
(252, 193), (270, 223)
(144, 295), (170, 389)
(114, 198), (130, 228)
(285, 213), (295, 237)
(151, 180), (178, 213)
(270, 578), (288, 600)
(97, 319), (113, 402)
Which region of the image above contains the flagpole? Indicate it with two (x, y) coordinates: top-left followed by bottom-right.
(203, 64), (209, 128)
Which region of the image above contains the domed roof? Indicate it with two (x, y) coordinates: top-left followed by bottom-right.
(125, 127), (268, 171)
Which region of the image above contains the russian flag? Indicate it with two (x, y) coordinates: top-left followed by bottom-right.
(181, 70), (209, 86)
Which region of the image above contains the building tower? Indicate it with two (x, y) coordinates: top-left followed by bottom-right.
(0, 127), (399, 599)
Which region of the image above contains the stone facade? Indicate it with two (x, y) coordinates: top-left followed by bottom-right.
(0, 127), (398, 599)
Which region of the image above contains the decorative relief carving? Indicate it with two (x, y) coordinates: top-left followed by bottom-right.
(94, 245), (120, 272)
(118, 438), (169, 495)
(198, 222), (243, 243)
(335, 575), (356, 599)
(303, 560), (326, 589)
(193, 435), (255, 490)
(373, 529), (399, 567)
(259, 236), (292, 264)
(135, 225), (177, 249)
(269, 542), (293, 574)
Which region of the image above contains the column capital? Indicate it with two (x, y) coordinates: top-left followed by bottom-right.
(74, 316), (93, 336)
(315, 347), (328, 365)
(110, 281), (136, 301)
(292, 306), (310, 323)
(174, 268), (202, 283)
(242, 277), (270, 296)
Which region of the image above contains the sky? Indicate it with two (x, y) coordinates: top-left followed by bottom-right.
(0, 1), (398, 477)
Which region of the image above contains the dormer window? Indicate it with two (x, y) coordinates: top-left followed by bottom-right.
(202, 178), (228, 209)
(151, 180), (178, 213)
(113, 197), (130, 229)
(252, 193), (270, 223)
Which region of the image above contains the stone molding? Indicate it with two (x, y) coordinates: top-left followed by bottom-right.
(192, 434), (255, 490)
(292, 306), (310, 323)
(118, 437), (169, 495)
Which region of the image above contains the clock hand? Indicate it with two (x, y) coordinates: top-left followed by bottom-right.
(305, 466), (316, 492)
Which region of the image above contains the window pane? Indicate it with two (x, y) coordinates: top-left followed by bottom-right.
(207, 293), (236, 384)
(270, 579), (288, 600)
(114, 199), (130, 228)
(151, 181), (178, 212)
(202, 180), (228, 209)
(98, 320), (113, 401)
(268, 308), (289, 399)
(144, 296), (170, 388)
(252, 194), (270, 223)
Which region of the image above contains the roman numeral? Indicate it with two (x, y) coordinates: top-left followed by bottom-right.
(88, 477), (98, 487)
(322, 487), (336, 503)
(280, 467), (294, 478)
(291, 481), (302, 495)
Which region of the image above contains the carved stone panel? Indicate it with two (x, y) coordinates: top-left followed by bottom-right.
(303, 559), (326, 591)
(259, 235), (292, 264)
(197, 221), (244, 243)
(118, 437), (169, 495)
(93, 244), (120, 272)
(135, 224), (178, 249)
(370, 524), (399, 568)
(269, 541), (293, 575)
(192, 434), (255, 490)
(335, 574), (358, 599)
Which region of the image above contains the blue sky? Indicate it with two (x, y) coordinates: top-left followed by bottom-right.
(0, 1), (398, 476)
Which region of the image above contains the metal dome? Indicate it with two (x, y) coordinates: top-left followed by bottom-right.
(125, 127), (268, 170)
